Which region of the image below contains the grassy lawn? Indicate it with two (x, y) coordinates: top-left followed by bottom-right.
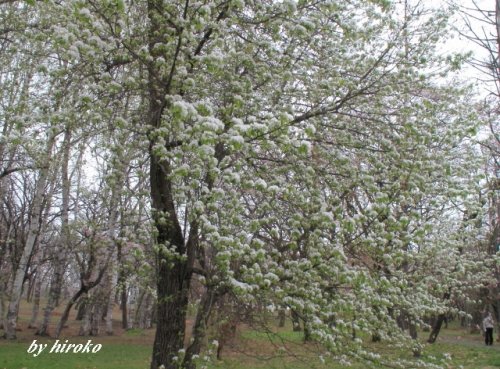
(212, 326), (500, 369)
(1, 301), (499, 369)
(3, 325), (499, 369)
(0, 340), (152, 369)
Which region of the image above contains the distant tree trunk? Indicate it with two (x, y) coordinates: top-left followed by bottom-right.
(37, 262), (64, 336)
(291, 310), (301, 332)
(104, 277), (116, 334)
(121, 285), (128, 329)
(28, 277), (42, 329)
(78, 292), (106, 337)
(142, 293), (154, 329)
(304, 323), (312, 342)
(216, 320), (237, 360)
(37, 127), (71, 337)
(76, 299), (86, 321)
(0, 291), (4, 330)
(134, 289), (146, 327)
(103, 246), (118, 335)
(26, 274), (36, 303)
(127, 287), (137, 329)
(183, 289), (218, 369)
(395, 309), (420, 357)
(427, 314), (446, 344)
(428, 292), (451, 344)
(79, 296), (92, 336)
(371, 332), (382, 342)
(4, 134), (55, 339)
(56, 287), (87, 338)
(55, 265), (108, 338)
(278, 308), (286, 328)
(91, 303), (103, 336)
(117, 241), (128, 329)
(135, 292), (154, 329)
(409, 322), (420, 357)
(103, 174), (122, 335)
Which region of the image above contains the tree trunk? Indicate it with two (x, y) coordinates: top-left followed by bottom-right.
(428, 292), (451, 344)
(4, 134), (55, 339)
(149, 219), (190, 369)
(103, 159), (124, 335)
(91, 303), (103, 336)
(76, 299), (86, 321)
(26, 274), (35, 303)
(149, 148), (193, 369)
(28, 277), (42, 329)
(104, 276), (116, 335)
(291, 310), (302, 332)
(121, 284), (128, 329)
(372, 332), (382, 342)
(56, 287), (87, 338)
(409, 322), (420, 358)
(147, 59), (193, 369)
(79, 297), (92, 336)
(134, 289), (146, 328)
(427, 313), (446, 343)
(117, 242), (128, 329)
(278, 309), (286, 328)
(0, 290), (4, 330)
(37, 262), (64, 336)
(304, 323), (312, 342)
(183, 289), (217, 369)
(55, 265), (108, 338)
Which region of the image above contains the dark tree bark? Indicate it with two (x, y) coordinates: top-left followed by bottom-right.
(428, 292), (451, 343)
(291, 309), (302, 332)
(116, 241), (128, 329)
(145, 1), (226, 367)
(304, 323), (312, 342)
(183, 288), (218, 369)
(121, 285), (128, 329)
(427, 313), (446, 343)
(55, 287), (88, 338)
(146, 4), (195, 362)
(149, 148), (192, 369)
(55, 265), (108, 338)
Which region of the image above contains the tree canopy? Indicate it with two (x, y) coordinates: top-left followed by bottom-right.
(0, 1), (498, 369)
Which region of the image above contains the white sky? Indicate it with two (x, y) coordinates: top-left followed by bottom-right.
(444, 0), (498, 96)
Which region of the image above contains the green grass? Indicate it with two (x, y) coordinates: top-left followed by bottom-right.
(0, 340), (152, 369)
(1, 323), (500, 369)
(423, 339), (500, 368)
(0, 330), (500, 369)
